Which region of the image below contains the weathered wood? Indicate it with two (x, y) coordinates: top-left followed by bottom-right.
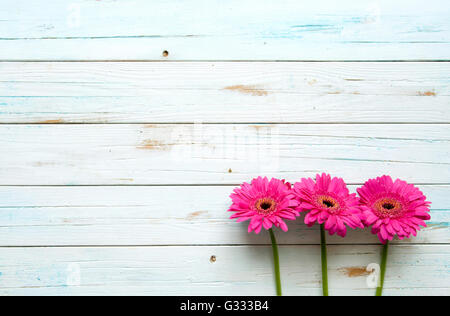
(0, 124), (448, 185)
(0, 0), (448, 296)
(0, 0), (449, 60)
(0, 185), (446, 246)
(0, 62), (448, 123)
(0, 245), (448, 296)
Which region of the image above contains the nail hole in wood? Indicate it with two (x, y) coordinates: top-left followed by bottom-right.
(162, 50), (169, 57)
(210, 255), (217, 263)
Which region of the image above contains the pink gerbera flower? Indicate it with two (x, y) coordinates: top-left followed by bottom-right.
(293, 173), (365, 237)
(357, 175), (431, 244)
(228, 177), (299, 234)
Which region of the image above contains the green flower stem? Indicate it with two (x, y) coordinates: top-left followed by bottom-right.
(376, 241), (389, 296)
(269, 228), (282, 296)
(320, 224), (329, 296)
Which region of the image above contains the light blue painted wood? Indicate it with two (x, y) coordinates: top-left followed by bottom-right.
(0, 185), (446, 246)
(0, 124), (448, 185)
(0, 245), (448, 296)
(0, 0), (448, 296)
(0, 0), (449, 60)
(0, 62), (448, 123)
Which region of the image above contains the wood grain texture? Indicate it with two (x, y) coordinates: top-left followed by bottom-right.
(0, 0), (449, 60)
(0, 245), (448, 296)
(1, 0), (448, 296)
(0, 124), (448, 185)
(0, 62), (448, 123)
(0, 185), (447, 246)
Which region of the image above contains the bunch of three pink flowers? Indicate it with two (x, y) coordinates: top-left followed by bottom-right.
(228, 173), (431, 296)
(230, 173), (430, 244)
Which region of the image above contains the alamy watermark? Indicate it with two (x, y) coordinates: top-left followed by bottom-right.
(168, 122), (280, 174)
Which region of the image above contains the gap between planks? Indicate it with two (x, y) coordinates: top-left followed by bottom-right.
(0, 183), (449, 187)
(0, 244), (446, 248)
(1, 122), (450, 125)
(0, 60), (449, 63)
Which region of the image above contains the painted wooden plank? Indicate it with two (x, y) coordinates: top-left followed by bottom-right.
(0, 185), (446, 246)
(0, 1), (449, 60)
(0, 124), (448, 185)
(0, 62), (448, 123)
(0, 245), (448, 296)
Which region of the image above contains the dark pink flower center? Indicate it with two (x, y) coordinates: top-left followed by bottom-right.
(316, 195), (341, 214)
(255, 198), (277, 215)
(373, 197), (403, 218)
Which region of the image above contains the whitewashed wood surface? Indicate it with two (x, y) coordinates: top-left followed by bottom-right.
(0, 245), (448, 296)
(0, 62), (448, 123)
(0, 185), (448, 246)
(0, 0), (449, 296)
(0, 124), (449, 185)
(0, 0), (449, 60)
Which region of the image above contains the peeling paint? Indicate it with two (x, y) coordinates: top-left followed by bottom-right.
(38, 119), (64, 124)
(137, 140), (169, 150)
(251, 124), (273, 131)
(224, 85), (268, 96)
(33, 161), (57, 167)
(186, 211), (208, 220)
(418, 91), (437, 96)
(427, 223), (449, 230)
(339, 267), (370, 278)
